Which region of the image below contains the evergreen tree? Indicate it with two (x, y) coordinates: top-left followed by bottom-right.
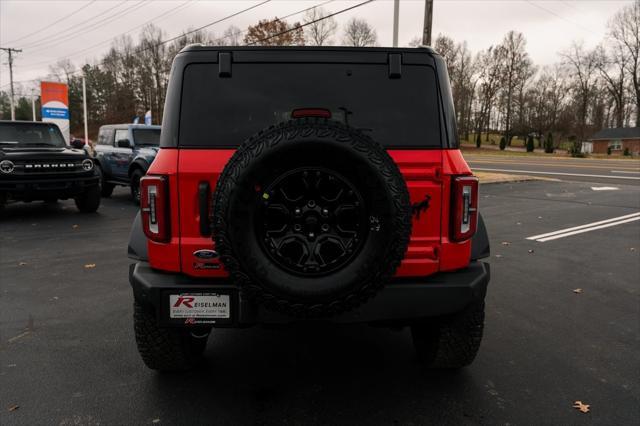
(526, 135), (535, 152)
(499, 136), (507, 150)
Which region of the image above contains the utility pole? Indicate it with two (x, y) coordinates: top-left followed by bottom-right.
(0, 47), (22, 121)
(392, 0), (400, 47)
(422, 0), (433, 46)
(31, 89), (36, 120)
(82, 75), (89, 145)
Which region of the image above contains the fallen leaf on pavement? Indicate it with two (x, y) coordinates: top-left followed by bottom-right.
(8, 405), (19, 412)
(84, 264), (96, 269)
(573, 401), (590, 413)
(573, 288), (583, 294)
(18, 262), (27, 266)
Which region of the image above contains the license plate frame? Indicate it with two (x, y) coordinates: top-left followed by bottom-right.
(164, 291), (233, 326)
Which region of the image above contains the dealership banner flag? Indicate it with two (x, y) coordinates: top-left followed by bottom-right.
(41, 81), (70, 144)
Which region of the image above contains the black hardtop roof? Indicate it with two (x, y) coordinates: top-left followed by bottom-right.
(176, 45), (439, 66)
(180, 45), (436, 54)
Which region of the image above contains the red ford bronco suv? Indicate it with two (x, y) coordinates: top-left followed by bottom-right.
(128, 46), (490, 372)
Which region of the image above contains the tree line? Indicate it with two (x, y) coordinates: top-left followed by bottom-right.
(1, 1), (638, 151)
(414, 0), (639, 152)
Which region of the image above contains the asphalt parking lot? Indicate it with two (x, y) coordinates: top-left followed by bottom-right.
(1, 178), (639, 425)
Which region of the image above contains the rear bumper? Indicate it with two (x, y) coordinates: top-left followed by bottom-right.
(130, 261), (490, 326)
(0, 175), (98, 200)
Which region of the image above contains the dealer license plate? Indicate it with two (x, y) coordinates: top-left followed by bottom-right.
(169, 293), (230, 319)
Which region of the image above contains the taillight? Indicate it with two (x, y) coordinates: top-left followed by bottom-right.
(451, 176), (479, 242)
(140, 175), (170, 243)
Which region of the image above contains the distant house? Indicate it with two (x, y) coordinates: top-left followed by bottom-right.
(585, 127), (640, 155)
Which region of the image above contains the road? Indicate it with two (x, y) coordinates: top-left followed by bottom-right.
(465, 153), (640, 184)
(1, 181), (639, 425)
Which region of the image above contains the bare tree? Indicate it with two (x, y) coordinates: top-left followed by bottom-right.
(474, 46), (505, 145)
(561, 42), (599, 149)
(222, 25), (243, 46)
(436, 36), (478, 141)
(595, 44), (627, 127)
(139, 25), (169, 122)
(244, 18), (305, 46)
(342, 18), (377, 47)
(497, 31), (531, 145)
(304, 7), (337, 46)
(609, 0), (639, 126)
(48, 59), (75, 84)
(408, 36), (422, 47)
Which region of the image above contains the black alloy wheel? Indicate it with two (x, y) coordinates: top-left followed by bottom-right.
(258, 167), (366, 276)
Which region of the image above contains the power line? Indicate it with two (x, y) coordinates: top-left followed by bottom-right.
(59, 0), (272, 79)
(153, 0), (272, 48)
(19, 0), (196, 71)
(524, 0), (591, 34)
(18, 0), (130, 49)
(24, 0), (149, 53)
(247, 0), (375, 46)
(4, 0), (351, 88)
(5, 0), (97, 45)
(10, 0), (333, 76)
(207, 0), (334, 45)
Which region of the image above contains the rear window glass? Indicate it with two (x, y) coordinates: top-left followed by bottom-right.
(133, 129), (160, 145)
(179, 63), (441, 148)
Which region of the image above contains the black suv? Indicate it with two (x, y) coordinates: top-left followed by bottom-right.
(0, 121), (100, 213)
(93, 124), (161, 202)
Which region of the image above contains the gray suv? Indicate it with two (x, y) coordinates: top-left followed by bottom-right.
(93, 124), (161, 202)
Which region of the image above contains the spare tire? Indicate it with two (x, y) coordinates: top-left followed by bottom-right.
(212, 118), (411, 317)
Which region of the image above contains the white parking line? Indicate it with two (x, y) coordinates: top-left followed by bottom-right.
(473, 168), (640, 180)
(527, 212), (640, 242)
(611, 170), (640, 174)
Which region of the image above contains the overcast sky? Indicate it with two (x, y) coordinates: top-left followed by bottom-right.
(0, 0), (633, 92)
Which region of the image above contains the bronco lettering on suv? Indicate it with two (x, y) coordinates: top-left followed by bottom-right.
(128, 46), (491, 372)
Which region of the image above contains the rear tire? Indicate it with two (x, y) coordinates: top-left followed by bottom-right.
(74, 185), (101, 213)
(133, 301), (208, 372)
(130, 169), (143, 204)
(411, 302), (485, 369)
(96, 166), (114, 197)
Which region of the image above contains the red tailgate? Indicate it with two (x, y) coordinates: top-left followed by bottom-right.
(174, 149), (443, 279)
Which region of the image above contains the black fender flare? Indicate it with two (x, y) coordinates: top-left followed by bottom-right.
(471, 213), (490, 260)
(93, 157), (105, 172)
(128, 159), (149, 178)
(127, 211), (148, 261)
